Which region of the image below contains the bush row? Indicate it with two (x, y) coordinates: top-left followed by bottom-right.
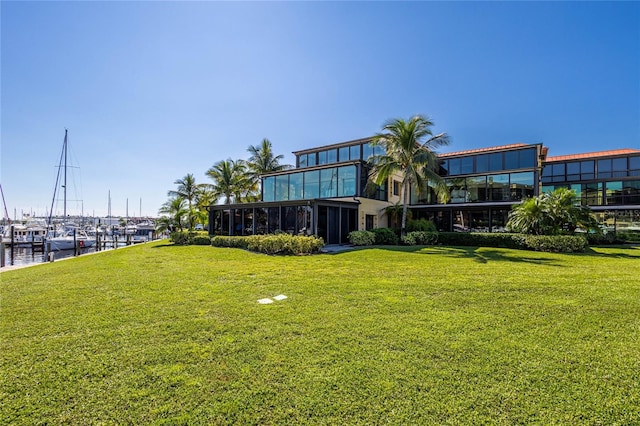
(170, 231), (211, 245)
(211, 234), (325, 255)
(348, 228), (589, 253)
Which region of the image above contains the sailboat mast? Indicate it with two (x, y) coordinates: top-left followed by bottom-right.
(63, 129), (68, 219)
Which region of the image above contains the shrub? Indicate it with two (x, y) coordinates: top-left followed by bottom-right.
(348, 230), (376, 246)
(514, 235), (588, 253)
(170, 231), (191, 245)
(371, 228), (399, 245)
(406, 219), (437, 233)
(402, 231), (438, 246)
(434, 232), (588, 253)
(246, 234), (324, 255)
(211, 236), (250, 249)
(192, 236), (212, 245)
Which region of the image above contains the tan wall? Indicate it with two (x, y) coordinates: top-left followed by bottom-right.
(357, 198), (392, 230)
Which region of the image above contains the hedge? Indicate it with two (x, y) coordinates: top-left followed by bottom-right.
(211, 234), (324, 255)
(347, 230), (376, 246)
(169, 231), (211, 245)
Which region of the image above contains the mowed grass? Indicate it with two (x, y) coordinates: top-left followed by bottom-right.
(1, 242), (639, 425)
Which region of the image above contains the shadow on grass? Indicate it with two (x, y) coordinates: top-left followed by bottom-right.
(341, 245), (564, 266)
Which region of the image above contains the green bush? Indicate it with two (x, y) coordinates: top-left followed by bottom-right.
(211, 236), (250, 249)
(402, 231), (439, 246)
(347, 230), (376, 246)
(170, 231), (191, 245)
(434, 232), (588, 253)
(371, 228), (399, 245)
(245, 234), (324, 255)
(406, 219), (437, 233)
(514, 235), (589, 253)
(191, 236), (212, 245)
(210, 234), (324, 254)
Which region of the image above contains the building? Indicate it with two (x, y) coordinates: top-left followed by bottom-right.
(208, 137), (640, 243)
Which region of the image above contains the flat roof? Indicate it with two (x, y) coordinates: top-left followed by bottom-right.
(545, 148), (640, 162)
(438, 143), (536, 158)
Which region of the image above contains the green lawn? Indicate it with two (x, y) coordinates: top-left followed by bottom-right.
(1, 242), (639, 424)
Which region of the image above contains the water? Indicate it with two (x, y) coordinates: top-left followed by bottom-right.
(1, 240), (139, 269)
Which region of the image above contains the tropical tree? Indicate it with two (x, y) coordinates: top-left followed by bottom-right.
(157, 197), (187, 232)
(168, 174), (198, 212)
(246, 138), (292, 198)
(206, 159), (250, 204)
(369, 115), (450, 236)
(507, 188), (599, 235)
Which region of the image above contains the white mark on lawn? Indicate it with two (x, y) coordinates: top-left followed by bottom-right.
(273, 294), (288, 301)
(257, 298), (274, 304)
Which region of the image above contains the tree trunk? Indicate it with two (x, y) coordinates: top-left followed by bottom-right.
(401, 181), (410, 236)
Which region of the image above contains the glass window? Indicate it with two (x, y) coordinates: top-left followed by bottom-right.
(504, 151), (519, 170)
(466, 176), (487, 202)
(446, 178), (467, 203)
(489, 153), (503, 172)
(362, 143), (374, 161)
(519, 148), (536, 168)
(289, 172), (303, 200)
(262, 176), (275, 202)
(320, 168), (338, 198)
(597, 159), (611, 178)
(612, 158), (627, 177)
(581, 161), (594, 174)
(566, 162), (580, 175)
(488, 174), (509, 201)
(303, 170), (319, 199)
(630, 156), (640, 170)
(510, 172), (535, 201)
(307, 153), (317, 167)
(449, 158), (461, 175)
(542, 185), (554, 194)
(337, 165), (356, 197)
(541, 166), (552, 177)
(623, 180), (640, 203)
(552, 163), (565, 176)
(327, 149), (338, 164)
(318, 150), (328, 165)
(440, 159), (449, 176)
(476, 154), (489, 173)
(338, 147), (349, 162)
(350, 145), (360, 161)
(298, 154), (307, 168)
(584, 182), (602, 206)
(275, 175), (289, 201)
(461, 157), (474, 174)
(606, 181), (623, 205)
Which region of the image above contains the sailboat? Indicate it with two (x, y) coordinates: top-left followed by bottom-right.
(47, 130), (96, 251)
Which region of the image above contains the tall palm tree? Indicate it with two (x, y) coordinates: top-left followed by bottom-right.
(246, 138), (292, 198)
(157, 197), (187, 232)
(206, 159), (249, 204)
(369, 115), (450, 236)
(168, 174), (198, 212)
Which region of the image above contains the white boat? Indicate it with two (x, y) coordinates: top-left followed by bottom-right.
(48, 229), (96, 251)
(2, 222), (48, 246)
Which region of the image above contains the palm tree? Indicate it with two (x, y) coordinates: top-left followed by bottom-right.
(507, 188), (598, 235)
(157, 197), (187, 232)
(206, 159), (250, 204)
(246, 138), (292, 198)
(168, 174), (198, 212)
(369, 115), (450, 236)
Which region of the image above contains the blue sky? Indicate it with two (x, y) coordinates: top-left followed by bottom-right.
(1, 1), (638, 218)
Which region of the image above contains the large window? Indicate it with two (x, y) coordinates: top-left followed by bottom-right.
(289, 173), (303, 200)
(320, 168), (338, 198)
(263, 176), (275, 202)
(466, 176), (487, 202)
(606, 181), (623, 205)
(337, 166), (356, 197)
(445, 148), (537, 176)
(304, 170), (320, 199)
(488, 174), (510, 201)
(275, 175), (289, 201)
(510, 172), (535, 200)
